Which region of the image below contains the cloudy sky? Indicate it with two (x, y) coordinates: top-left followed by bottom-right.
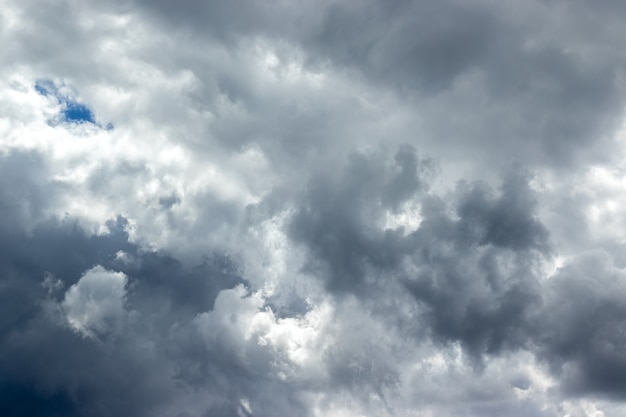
(2, 1), (626, 416)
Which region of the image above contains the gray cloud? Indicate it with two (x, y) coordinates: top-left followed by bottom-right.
(289, 145), (432, 293)
(3, 0), (626, 415)
(0, 153), (247, 415)
(536, 250), (626, 398)
(288, 148), (547, 358)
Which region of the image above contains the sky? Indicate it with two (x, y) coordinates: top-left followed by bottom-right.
(1, 1), (626, 416)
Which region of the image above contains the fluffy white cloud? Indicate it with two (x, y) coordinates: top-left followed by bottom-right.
(62, 265), (128, 336)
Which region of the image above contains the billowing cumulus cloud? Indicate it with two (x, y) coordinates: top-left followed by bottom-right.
(2, 0), (626, 416)
(62, 265), (128, 336)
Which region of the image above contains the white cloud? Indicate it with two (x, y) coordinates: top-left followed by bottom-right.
(62, 265), (128, 336)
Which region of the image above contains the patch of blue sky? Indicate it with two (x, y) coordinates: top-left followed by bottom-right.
(63, 101), (96, 124)
(34, 79), (110, 128)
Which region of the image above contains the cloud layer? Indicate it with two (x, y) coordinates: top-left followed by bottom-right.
(2, 1), (626, 416)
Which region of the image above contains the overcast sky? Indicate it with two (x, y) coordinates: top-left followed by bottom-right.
(2, 1), (626, 416)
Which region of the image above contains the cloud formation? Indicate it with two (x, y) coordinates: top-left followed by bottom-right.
(2, 0), (626, 416)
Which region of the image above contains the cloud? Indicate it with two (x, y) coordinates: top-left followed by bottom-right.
(536, 250), (626, 398)
(289, 145), (432, 293)
(0, 150), (52, 231)
(62, 265), (128, 336)
(3, 0), (626, 415)
(287, 148), (548, 359)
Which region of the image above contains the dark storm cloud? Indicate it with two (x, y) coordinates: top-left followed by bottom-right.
(535, 250), (626, 398)
(0, 217), (249, 416)
(0, 317), (172, 417)
(403, 175), (549, 357)
(288, 144), (626, 402)
(0, 152), (276, 416)
(429, 200), (543, 359)
(289, 146), (547, 356)
(455, 172), (549, 252)
(0, 145), (617, 415)
(289, 145), (432, 293)
(0, 157), (321, 417)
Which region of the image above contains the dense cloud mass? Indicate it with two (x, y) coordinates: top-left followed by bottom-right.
(2, 0), (626, 416)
